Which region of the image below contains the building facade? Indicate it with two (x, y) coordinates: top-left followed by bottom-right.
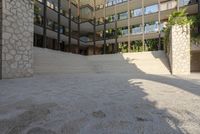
(33, 0), (199, 55)
(0, 0), (199, 79)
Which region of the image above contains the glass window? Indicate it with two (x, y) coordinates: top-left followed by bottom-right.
(118, 12), (128, 20)
(106, 0), (128, 7)
(34, 14), (43, 26)
(179, 0), (191, 7)
(160, 1), (177, 11)
(131, 8), (142, 17)
(121, 28), (128, 35)
(132, 25), (142, 34)
(106, 15), (115, 22)
(116, 0), (123, 4)
(145, 4), (158, 14)
(107, 1), (113, 7)
(118, 27), (128, 36)
(37, 0), (43, 3)
(54, 23), (59, 32)
(47, 0), (58, 11)
(47, 20), (54, 30)
(145, 21), (159, 33)
(60, 26), (65, 34)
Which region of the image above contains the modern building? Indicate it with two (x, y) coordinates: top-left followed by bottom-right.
(34, 0), (200, 55)
(0, 0), (199, 79)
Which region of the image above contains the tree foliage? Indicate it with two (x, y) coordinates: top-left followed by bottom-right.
(164, 8), (194, 52)
(189, 14), (200, 45)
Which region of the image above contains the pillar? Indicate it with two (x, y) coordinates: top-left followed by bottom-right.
(0, 0), (34, 79)
(103, 0), (106, 54)
(68, 0), (72, 52)
(142, 0), (145, 51)
(127, 0), (131, 52)
(169, 25), (190, 75)
(93, 0), (96, 55)
(198, 0), (200, 33)
(43, 0), (47, 48)
(77, 0), (80, 54)
(114, 2), (118, 53)
(57, 0), (61, 50)
(158, 0), (161, 50)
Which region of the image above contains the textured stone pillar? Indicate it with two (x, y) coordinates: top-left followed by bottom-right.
(0, 1), (2, 79)
(0, 0), (34, 79)
(169, 25), (190, 75)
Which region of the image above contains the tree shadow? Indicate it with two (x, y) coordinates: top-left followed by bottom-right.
(121, 52), (200, 96)
(0, 52), (200, 133)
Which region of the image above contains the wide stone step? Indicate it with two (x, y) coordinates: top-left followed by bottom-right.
(34, 47), (170, 75)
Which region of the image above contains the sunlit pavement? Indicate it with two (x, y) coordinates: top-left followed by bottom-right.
(1, 48), (200, 134)
(0, 73), (200, 134)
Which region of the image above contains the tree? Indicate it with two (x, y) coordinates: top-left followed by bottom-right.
(164, 8), (193, 53)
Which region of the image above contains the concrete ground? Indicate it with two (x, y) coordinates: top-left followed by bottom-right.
(0, 48), (200, 134)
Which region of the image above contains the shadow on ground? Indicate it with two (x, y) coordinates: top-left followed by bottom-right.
(0, 51), (200, 134)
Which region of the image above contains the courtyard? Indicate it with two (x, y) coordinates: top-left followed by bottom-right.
(0, 49), (200, 134)
(0, 0), (200, 133)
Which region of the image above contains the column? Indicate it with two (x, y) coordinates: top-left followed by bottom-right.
(114, 2), (118, 53)
(77, 0), (80, 54)
(142, 0), (145, 51)
(93, 0), (96, 55)
(0, 0), (2, 79)
(103, 0), (106, 54)
(158, 0), (161, 50)
(198, 0), (200, 33)
(43, 0), (47, 48)
(177, 0), (180, 11)
(170, 25), (190, 75)
(1, 0), (34, 79)
(127, 0), (131, 52)
(199, 0), (200, 11)
(68, 0), (72, 52)
(57, 0), (61, 50)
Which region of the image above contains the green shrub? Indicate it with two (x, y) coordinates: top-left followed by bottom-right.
(164, 8), (193, 53)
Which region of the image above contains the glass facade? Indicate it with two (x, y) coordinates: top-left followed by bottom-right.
(33, 0), (198, 54)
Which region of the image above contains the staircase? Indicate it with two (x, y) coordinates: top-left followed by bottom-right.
(122, 51), (171, 74)
(34, 47), (170, 75)
(33, 47), (93, 74)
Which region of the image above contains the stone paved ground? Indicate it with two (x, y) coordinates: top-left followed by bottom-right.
(0, 72), (200, 134)
(1, 49), (200, 134)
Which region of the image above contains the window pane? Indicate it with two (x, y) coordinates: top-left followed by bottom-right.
(145, 4), (158, 14)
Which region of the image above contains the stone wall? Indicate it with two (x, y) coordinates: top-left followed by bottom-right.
(1, 0), (34, 79)
(169, 25), (191, 75)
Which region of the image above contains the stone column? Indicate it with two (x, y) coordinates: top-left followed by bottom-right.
(169, 25), (190, 75)
(0, 0), (34, 79)
(0, 0), (2, 79)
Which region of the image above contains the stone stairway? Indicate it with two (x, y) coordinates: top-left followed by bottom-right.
(33, 47), (93, 74)
(34, 47), (170, 75)
(122, 51), (171, 74)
